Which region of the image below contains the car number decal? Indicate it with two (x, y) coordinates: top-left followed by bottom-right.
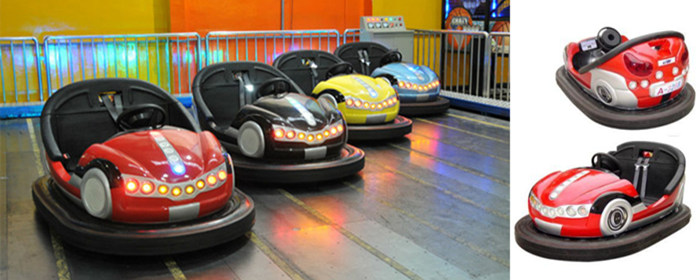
(651, 79), (683, 97)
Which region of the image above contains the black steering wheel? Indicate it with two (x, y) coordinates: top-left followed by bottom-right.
(591, 152), (622, 175)
(380, 50), (402, 66)
(597, 27), (622, 52)
(116, 104), (168, 130)
(326, 62), (354, 79)
(255, 77), (292, 99)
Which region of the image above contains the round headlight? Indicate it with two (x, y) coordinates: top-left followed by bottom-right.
(566, 206), (576, 217)
(556, 207), (564, 216)
(578, 206), (588, 216)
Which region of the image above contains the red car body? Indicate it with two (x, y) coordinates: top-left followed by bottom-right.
(48, 128), (234, 223)
(528, 168), (683, 238)
(565, 31), (689, 109)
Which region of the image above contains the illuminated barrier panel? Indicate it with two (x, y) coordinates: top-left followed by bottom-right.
(43, 33), (201, 96)
(204, 30), (341, 66)
(0, 37), (43, 104)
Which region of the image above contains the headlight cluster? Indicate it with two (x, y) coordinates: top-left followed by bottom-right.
(529, 193), (591, 219)
(272, 121), (345, 144)
(398, 80), (440, 92)
(344, 96), (398, 111)
(124, 162), (228, 201)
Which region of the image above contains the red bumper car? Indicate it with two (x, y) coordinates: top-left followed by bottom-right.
(557, 28), (694, 129)
(515, 141), (690, 260)
(32, 78), (255, 255)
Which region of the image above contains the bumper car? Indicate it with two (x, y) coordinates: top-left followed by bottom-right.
(192, 61), (365, 183)
(33, 78), (255, 255)
(558, 27), (694, 129)
(515, 141), (690, 261)
(273, 50), (412, 141)
(335, 42), (449, 116)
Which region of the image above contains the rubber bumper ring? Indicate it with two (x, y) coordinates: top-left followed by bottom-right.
(515, 204), (691, 261)
(398, 97), (450, 116)
(232, 144), (365, 183)
(556, 66), (695, 129)
(347, 115), (413, 141)
(32, 176), (255, 256)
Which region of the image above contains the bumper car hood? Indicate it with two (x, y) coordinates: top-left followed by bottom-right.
(532, 168), (624, 206)
(374, 63), (438, 84)
(254, 93), (334, 130)
(102, 129), (210, 183)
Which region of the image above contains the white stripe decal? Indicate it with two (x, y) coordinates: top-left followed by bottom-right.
(286, 96), (317, 126)
(352, 76), (378, 98)
(150, 131), (186, 175)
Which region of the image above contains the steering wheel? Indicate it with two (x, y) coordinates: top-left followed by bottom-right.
(597, 27), (621, 52)
(591, 152), (622, 175)
(255, 77), (292, 99)
(116, 104), (168, 130)
(326, 62), (354, 79)
(380, 50), (402, 66)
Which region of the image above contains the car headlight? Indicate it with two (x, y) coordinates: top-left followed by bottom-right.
(529, 192), (591, 219)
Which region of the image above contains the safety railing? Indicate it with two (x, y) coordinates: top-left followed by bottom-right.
(43, 32), (201, 95)
(488, 32), (510, 103)
(1, 29), (510, 117)
(413, 29), (509, 110)
(0, 37), (43, 103)
(205, 30), (341, 65)
(342, 29), (361, 44)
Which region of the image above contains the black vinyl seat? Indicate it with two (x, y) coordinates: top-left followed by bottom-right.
(610, 142), (684, 205)
(334, 42), (392, 75)
(272, 50), (346, 94)
(192, 61), (304, 141)
(41, 78), (199, 172)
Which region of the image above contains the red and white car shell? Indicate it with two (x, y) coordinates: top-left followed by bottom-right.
(565, 31), (689, 109)
(528, 167), (684, 238)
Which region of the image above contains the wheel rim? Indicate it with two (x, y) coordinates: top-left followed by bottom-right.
(239, 122), (264, 158)
(608, 207), (628, 231)
(80, 169), (112, 219)
(596, 86), (613, 103)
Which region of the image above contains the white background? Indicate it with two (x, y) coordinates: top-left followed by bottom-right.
(511, 0), (699, 278)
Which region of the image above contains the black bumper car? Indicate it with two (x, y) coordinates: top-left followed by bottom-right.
(192, 61), (365, 183)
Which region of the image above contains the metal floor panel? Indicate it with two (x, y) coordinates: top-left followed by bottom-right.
(0, 108), (509, 280)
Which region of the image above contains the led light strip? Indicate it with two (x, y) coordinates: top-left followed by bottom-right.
(549, 170), (589, 200)
(124, 162), (228, 201)
(150, 131), (186, 175)
(272, 121), (345, 144)
(344, 96), (398, 111)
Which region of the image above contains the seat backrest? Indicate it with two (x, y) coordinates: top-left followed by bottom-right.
(334, 42), (391, 75)
(612, 142), (684, 201)
(192, 61), (304, 127)
(273, 50), (344, 93)
(41, 78), (199, 171)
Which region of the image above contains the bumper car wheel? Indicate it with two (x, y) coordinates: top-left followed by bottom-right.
(80, 168), (112, 219)
(600, 198), (632, 236)
(239, 121), (265, 158)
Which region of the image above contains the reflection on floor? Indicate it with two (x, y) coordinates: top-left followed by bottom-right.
(0, 108), (509, 280)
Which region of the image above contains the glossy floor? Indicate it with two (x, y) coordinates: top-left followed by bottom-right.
(0, 109), (509, 280)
